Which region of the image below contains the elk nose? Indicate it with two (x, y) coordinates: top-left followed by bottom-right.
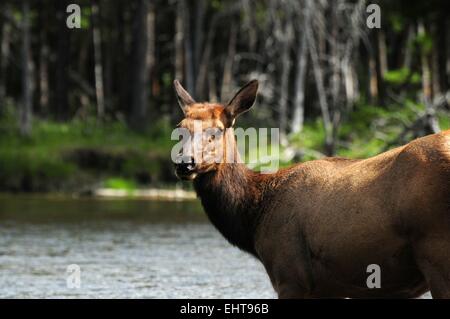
(175, 156), (196, 175)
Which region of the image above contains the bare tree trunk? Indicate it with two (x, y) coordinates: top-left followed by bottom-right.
(76, 28), (91, 118)
(195, 22), (214, 99)
(306, 2), (333, 155)
(0, 3), (11, 116)
(436, 12), (448, 94)
(175, 1), (184, 83)
(182, 1), (195, 94)
(102, 4), (113, 114)
(402, 25), (414, 70)
(291, 0), (312, 135)
(242, 0), (257, 52)
(430, 22), (442, 98)
(330, 1), (340, 109)
(378, 30), (388, 75)
(343, 59), (357, 108)
(193, 0), (205, 78)
(38, 0), (49, 115)
(20, 0), (33, 136)
(147, 2), (156, 98)
(196, 3), (241, 99)
(374, 30), (386, 105)
(328, 1), (343, 156)
(431, 38), (440, 99)
(304, 0), (366, 155)
(117, 1), (129, 118)
(221, 23), (237, 100)
(91, 0), (105, 118)
(418, 21), (439, 134)
(418, 22), (432, 103)
(129, 0), (152, 131)
(278, 17), (293, 138)
(55, 0), (71, 121)
(208, 71), (218, 103)
(368, 53), (378, 103)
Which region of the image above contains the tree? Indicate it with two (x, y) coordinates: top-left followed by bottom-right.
(129, 0), (154, 131)
(54, 0), (71, 121)
(291, 0), (310, 135)
(20, 0), (33, 136)
(91, 0), (105, 118)
(0, 2), (12, 116)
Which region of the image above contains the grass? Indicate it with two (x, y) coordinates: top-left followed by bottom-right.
(0, 115), (176, 192)
(289, 101), (450, 161)
(0, 101), (448, 192)
(103, 177), (137, 191)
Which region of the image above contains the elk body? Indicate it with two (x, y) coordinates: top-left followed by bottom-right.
(173, 79), (450, 298)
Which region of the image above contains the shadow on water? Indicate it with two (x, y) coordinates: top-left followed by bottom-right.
(0, 195), (206, 224)
(0, 195), (275, 298)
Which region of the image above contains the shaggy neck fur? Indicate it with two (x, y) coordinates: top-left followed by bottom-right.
(193, 162), (266, 256)
(193, 127), (271, 256)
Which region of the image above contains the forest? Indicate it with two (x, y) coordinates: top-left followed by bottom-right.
(0, 0), (449, 193)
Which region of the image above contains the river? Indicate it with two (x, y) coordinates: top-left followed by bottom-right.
(0, 195), (275, 298)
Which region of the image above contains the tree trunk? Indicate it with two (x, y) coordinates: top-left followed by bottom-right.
(55, 0), (71, 121)
(129, 0), (152, 131)
(175, 1), (184, 83)
(221, 23), (237, 101)
(20, 0), (33, 136)
(195, 19), (214, 100)
(418, 22), (432, 103)
(306, 2), (333, 155)
(291, 17), (308, 134)
(182, 0), (195, 94)
(278, 18), (293, 138)
(0, 3), (11, 116)
(208, 71), (218, 103)
(436, 12), (448, 94)
(38, 0), (49, 116)
(91, 0), (105, 118)
(378, 30), (388, 76)
(402, 25), (414, 71)
(418, 21), (439, 134)
(147, 2), (156, 99)
(193, 0), (205, 79)
(368, 52), (378, 103)
(373, 30), (386, 106)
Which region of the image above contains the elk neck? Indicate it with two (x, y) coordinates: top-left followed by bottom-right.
(193, 129), (269, 257)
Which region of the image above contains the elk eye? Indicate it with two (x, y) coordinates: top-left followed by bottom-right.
(207, 128), (222, 142)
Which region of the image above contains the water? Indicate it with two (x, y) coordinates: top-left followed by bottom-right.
(0, 196), (275, 298)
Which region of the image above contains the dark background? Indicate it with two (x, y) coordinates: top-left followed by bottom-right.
(0, 0), (449, 193)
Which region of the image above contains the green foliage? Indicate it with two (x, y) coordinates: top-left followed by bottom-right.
(104, 177), (136, 191)
(438, 111), (450, 129)
(384, 68), (421, 85)
(81, 6), (91, 29)
(389, 14), (405, 33)
(415, 30), (433, 54)
(289, 102), (449, 162)
(0, 116), (176, 192)
(289, 120), (326, 161)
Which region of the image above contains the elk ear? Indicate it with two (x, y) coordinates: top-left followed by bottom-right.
(174, 80), (196, 113)
(226, 80), (258, 119)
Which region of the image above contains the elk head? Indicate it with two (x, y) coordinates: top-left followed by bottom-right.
(173, 79), (258, 180)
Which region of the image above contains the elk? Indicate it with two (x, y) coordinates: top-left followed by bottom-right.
(173, 79), (450, 298)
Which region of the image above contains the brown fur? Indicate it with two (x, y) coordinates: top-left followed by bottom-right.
(174, 80), (450, 298)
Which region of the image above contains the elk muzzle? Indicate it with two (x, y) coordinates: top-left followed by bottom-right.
(175, 156), (197, 180)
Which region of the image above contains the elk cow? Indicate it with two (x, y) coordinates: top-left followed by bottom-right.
(173, 79), (450, 298)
